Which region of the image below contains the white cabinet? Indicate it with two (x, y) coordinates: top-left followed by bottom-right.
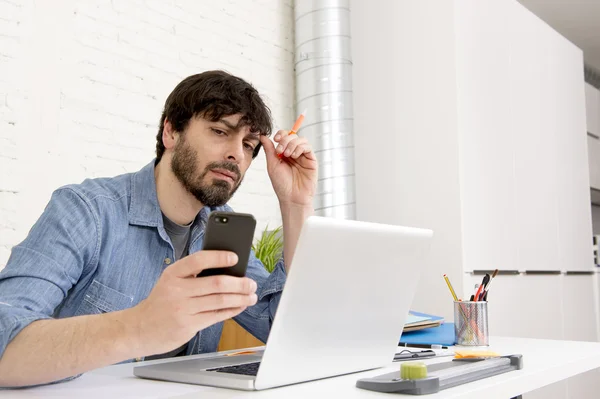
(454, 0), (517, 274)
(564, 274), (600, 398)
(563, 274), (598, 342)
(351, 0), (595, 314)
(586, 83), (600, 137)
(452, 0), (592, 273)
(568, 275), (600, 398)
(509, 0), (562, 272)
(525, 382), (568, 399)
(550, 36), (594, 273)
(463, 274), (564, 340)
(462, 273), (598, 341)
(589, 136), (600, 191)
(566, 370), (600, 399)
(586, 83), (600, 203)
(464, 273), (600, 399)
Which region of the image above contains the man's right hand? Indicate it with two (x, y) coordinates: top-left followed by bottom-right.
(127, 250), (258, 357)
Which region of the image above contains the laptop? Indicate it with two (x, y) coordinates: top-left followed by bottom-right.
(134, 216), (433, 390)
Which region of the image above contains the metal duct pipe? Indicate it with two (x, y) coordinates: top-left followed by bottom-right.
(294, 0), (355, 219)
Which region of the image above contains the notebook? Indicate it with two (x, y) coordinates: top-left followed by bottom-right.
(400, 322), (456, 346)
(403, 311), (445, 332)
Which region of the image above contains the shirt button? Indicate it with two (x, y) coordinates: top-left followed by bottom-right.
(164, 258), (172, 265)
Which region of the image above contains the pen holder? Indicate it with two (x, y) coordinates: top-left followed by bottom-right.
(453, 301), (489, 346)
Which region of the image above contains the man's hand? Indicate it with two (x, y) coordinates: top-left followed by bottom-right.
(260, 131), (318, 207)
(259, 131), (317, 270)
(128, 250), (258, 356)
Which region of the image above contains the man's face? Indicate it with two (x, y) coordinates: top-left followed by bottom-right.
(170, 114), (260, 207)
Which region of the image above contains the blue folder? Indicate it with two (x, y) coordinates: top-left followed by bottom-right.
(399, 322), (455, 346)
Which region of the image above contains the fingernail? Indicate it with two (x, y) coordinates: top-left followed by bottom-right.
(250, 293), (258, 304)
(250, 280), (257, 292)
(284, 149), (291, 156)
(229, 253), (238, 264)
(276, 145), (283, 153)
(274, 134), (280, 140)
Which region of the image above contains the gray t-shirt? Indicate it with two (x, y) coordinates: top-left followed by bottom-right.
(162, 212), (193, 261)
(144, 213), (194, 360)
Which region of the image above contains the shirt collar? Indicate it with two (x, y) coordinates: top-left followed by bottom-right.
(128, 160), (161, 227)
(128, 159), (227, 228)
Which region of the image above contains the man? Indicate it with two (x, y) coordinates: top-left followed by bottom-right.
(0, 70), (317, 387)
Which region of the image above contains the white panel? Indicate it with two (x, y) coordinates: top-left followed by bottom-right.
(549, 31), (594, 272)
(567, 370), (600, 399)
(585, 83), (600, 136)
(351, 0), (463, 321)
(454, 0), (516, 273)
(564, 274), (600, 399)
(562, 274), (597, 342)
(589, 136), (600, 190)
(464, 274), (563, 340)
(509, 3), (560, 271)
(525, 382), (568, 399)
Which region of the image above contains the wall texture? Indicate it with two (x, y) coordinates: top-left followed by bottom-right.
(0, 0), (295, 268)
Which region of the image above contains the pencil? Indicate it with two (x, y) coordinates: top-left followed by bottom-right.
(290, 109), (306, 135)
(278, 109), (307, 159)
(443, 274), (459, 301)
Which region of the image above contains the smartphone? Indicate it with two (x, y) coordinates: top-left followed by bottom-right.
(197, 211), (257, 278)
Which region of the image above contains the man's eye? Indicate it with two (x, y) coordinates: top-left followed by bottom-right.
(212, 128), (226, 136)
(244, 143), (255, 152)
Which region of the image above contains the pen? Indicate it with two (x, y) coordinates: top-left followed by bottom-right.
(278, 109), (307, 159)
(399, 343), (449, 350)
(476, 274), (490, 301)
(481, 269), (499, 300)
(394, 350), (436, 361)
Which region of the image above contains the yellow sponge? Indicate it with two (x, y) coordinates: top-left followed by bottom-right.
(400, 362), (428, 380)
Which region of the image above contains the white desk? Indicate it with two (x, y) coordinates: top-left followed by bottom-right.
(6, 337), (600, 398)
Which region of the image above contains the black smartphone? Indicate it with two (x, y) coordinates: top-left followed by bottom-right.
(197, 211), (257, 278)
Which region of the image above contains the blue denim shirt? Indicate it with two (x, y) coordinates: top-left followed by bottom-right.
(0, 160), (286, 367)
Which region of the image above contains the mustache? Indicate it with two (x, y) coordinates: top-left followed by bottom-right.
(205, 161), (241, 182)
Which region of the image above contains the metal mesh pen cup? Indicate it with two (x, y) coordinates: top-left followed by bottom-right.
(454, 301), (489, 346)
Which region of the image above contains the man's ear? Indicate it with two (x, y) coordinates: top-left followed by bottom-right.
(162, 119), (178, 150)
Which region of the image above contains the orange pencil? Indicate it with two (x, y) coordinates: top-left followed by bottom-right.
(290, 109), (306, 135)
(278, 109), (307, 158)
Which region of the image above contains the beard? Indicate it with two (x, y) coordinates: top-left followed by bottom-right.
(171, 136), (243, 207)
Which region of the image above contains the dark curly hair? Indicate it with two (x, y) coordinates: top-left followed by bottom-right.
(156, 70), (272, 161)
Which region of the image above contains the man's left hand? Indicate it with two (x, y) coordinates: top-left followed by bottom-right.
(260, 130), (318, 207)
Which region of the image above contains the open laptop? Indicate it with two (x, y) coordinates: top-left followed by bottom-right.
(134, 216), (433, 390)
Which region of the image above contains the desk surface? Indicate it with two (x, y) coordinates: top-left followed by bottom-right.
(6, 336), (600, 399)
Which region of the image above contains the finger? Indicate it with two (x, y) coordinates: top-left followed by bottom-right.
(272, 130), (287, 143)
(282, 137), (308, 158)
(189, 293), (258, 314)
(297, 142), (317, 161)
(198, 306), (248, 325)
(290, 143), (312, 159)
(168, 250), (238, 278)
(183, 275), (258, 296)
(260, 135), (279, 165)
(275, 133), (299, 155)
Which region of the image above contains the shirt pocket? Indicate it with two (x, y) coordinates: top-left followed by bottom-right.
(76, 279), (134, 315)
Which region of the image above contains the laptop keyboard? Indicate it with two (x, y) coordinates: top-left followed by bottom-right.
(206, 361), (261, 376)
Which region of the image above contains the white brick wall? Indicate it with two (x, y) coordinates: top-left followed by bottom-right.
(0, 0), (295, 268)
